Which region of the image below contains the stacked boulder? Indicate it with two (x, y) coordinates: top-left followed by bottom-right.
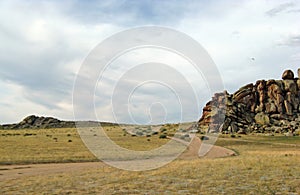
(198, 69), (300, 135)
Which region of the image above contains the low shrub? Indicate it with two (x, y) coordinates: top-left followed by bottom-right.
(159, 134), (167, 139)
(200, 136), (209, 140)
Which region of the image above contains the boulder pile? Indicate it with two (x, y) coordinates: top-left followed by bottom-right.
(198, 69), (300, 135)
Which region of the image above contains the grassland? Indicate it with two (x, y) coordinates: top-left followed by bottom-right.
(0, 125), (175, 164)
(1, 126), (300, 194)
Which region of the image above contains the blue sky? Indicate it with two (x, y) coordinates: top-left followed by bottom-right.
(0, 0), (300, 124)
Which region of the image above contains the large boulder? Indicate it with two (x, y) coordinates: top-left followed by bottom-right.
(282, 69), (294, 80)
(254, 112), (270, 125)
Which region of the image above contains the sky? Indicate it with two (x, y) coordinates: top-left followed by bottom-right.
(0, 0), (300, 124)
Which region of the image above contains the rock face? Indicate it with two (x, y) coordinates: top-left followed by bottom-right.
(0, 115), (75, 129)
(198, 69), (300, 134)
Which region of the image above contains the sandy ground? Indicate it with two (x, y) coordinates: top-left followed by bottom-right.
(0, 137), (236, 181)
(178, 136), (236, 160)
(0, 162), (104, 181)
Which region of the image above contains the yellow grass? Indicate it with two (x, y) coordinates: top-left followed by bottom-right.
(0, 128), (96, 164)
(0, 126), (172, 164)
(1, 127), (300, 194)
(104, 125), (169, 151)
(1, 150), (299, 194)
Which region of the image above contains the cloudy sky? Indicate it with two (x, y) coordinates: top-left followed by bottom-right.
(1, 0), (300, 124)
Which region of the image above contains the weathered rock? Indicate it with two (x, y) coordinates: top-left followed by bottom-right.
(283, 80), (297, 94)
(1, 115), (76, 129)
(255, 112), (270, 125)
(229, 122), (238, 133)
(284, 100), (293, 116)
(282, 69), (294, 80)
(198, 68), (300, 134)
(256, 80), (266, 112)
(265, 101), (277, 114)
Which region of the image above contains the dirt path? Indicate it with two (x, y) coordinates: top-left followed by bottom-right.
(0, 136), (236, 181)
(0, 162), (104, 181)
(176, 136), (237, 160)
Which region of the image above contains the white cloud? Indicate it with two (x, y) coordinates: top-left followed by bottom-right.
(0, 0), (121, 123)
(1, 0), (300, 124)
(178, 0), (300, 92)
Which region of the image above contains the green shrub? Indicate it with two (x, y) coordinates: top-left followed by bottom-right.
(200, 136), (209, 140)
(161, 128), (167, 132)
(159, 134), (167, 139)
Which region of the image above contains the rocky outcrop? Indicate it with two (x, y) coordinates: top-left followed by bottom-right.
(198, 69), (300, 135)
(0, 115), (75, 129)
(0, 115), (116, 130)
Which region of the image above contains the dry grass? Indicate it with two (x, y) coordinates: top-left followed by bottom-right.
(1, 151), (299, 194)
(0, 128), (96, 164)
(0, 126), (172, 164)
(0, 127), (300, 194)
(104, 125), (169, 151)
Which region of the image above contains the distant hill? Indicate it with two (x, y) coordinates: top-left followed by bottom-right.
(0, 115), (124, 130)
(198, 69), (300, 135)
(0, 115), (75, 129)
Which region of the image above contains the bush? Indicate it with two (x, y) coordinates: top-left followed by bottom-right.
(159, 134), (167, 139)
(24, 133), (35, 136)
(161, 128), (167, 132)
(200, 136), (209, 140)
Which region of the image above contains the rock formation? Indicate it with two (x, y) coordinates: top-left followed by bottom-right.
(0, 115), (75, 129)
(0, 115), (115, 130)
(198, 69), (300, 135)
